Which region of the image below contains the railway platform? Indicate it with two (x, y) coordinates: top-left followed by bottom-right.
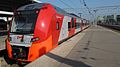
(0, 31), (8, 67)
(25, 25), (120, 67)
(1, 25), (120, 67)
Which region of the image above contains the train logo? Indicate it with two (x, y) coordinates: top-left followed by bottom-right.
(17, 35), (24, 42)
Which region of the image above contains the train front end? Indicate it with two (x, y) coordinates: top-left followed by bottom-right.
(6, 9), (39, 62)
(6, 3), (56, 63)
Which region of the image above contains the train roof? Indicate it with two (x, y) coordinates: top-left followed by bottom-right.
(17, 3), (80, 18)
(69, 13), (80, 18)
(17, 3), (45, 11)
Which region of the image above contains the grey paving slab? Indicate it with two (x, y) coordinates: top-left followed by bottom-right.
(1, 25), (120, 67)
(59, 25), (120, 67)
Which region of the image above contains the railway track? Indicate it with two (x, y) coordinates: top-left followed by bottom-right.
(0, 33), (20, 67)
(0, 50), (20, 67)
(0, 50), (10, 67)
(98, 24), (120, 33)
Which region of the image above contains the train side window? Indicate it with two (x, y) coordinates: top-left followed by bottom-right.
(75, 23), (77, 29)
(56, 21), (59, 30)
(72, 18), (74, 28)
(68, 22), (71, 31)
(75, 23), (80, 29)
(78, 23), (80, 28)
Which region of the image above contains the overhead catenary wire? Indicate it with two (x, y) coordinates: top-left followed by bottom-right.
(59, 0), (93, 18)
(69, 0), (76, 7)
(69, 0), (82, 13)
(59, 0), (78, 14)
(82, 0), (94, 17)
(82, 0), (91, 14)
(95, 4), (120, 9)
(59, 0), (73, 8)
(61, 0), (120, 20)
(79, 0), (83, 4)
(80, 0), (94, 20)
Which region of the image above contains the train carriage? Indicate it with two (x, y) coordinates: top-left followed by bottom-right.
(5, 3), (88, 64)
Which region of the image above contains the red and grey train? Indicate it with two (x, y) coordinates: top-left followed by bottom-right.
(6, 3), (89, 63)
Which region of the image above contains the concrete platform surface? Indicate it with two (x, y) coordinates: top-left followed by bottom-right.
(25, 28), (86, 67)
(25, 25), (120, 67)
(0, 35), (7, 50)
(0, 34), (8, 67)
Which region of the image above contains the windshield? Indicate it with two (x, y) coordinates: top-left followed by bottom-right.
(11, 10), (39, 34)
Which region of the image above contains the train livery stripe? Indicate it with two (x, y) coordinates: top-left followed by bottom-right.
(28, 35), (53, 61)
(58, 16), (71, 41)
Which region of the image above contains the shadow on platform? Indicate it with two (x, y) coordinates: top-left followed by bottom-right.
(46, 52), (91, 67)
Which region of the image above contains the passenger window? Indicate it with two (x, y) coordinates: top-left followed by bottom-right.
(75, 23), (80, 29)
(68, 22), (71, 31)
(72, 18), (74, 28)
(56, 21), (59, 30)
(75, 23), (77, 29)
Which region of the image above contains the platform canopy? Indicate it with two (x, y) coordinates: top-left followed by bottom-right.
(0, 0), (36, 12)
(0, 0), (38, 17)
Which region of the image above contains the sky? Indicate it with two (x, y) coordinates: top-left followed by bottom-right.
(40, 0), (120, 20)
(41, 0), (120, 8)
(1, 0), (120, 21)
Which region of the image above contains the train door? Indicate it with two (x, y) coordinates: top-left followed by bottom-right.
(81, 20), (83, 30)
(68, 18), (75, 36)
(52, 14), (65, 48)
(58, 16), (71, 41)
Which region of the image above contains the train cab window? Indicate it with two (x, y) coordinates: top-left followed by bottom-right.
(56, 21), (59, 30)
(72, 18), (74, 28)
(68, 22), (71, 31)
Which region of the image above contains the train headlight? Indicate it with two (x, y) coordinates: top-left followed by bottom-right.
(31, 37), (40, 42)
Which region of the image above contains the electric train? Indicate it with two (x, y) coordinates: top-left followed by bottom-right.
(5, 3), (89, 64)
